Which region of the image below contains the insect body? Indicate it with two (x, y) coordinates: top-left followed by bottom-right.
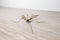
(18, 14), (39, 34)
(21, 14), (39, 23)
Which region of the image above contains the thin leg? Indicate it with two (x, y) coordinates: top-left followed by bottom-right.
(29, 23), (34, 34)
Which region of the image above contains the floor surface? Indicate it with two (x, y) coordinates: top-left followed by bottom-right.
(0, 7), (60, 40)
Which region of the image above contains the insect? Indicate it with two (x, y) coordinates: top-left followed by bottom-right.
(17, 14), (40, 34)
(21, 14), (39, 23)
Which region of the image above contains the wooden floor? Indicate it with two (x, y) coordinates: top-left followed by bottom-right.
(0, 7), (60, 40)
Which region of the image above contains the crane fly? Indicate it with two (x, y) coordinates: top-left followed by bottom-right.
(18, 14), (40, 34)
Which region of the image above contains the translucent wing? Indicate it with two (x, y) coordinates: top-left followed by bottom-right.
(21, 15), (26, 20)
(31, 14), (39, 19)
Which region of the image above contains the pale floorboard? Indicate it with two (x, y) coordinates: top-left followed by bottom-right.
(0, 7), (60, 40)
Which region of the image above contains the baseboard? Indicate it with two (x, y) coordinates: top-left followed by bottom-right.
(0, 5), (60, 12)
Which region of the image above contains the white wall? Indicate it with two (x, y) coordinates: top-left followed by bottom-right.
(0, 0), (60, 11)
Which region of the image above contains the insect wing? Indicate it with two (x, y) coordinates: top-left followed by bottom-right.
(31, 14), (39, 18)
(22, 15), (26, 20)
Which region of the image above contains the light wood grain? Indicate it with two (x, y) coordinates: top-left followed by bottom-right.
(0, 7), (60, 40)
